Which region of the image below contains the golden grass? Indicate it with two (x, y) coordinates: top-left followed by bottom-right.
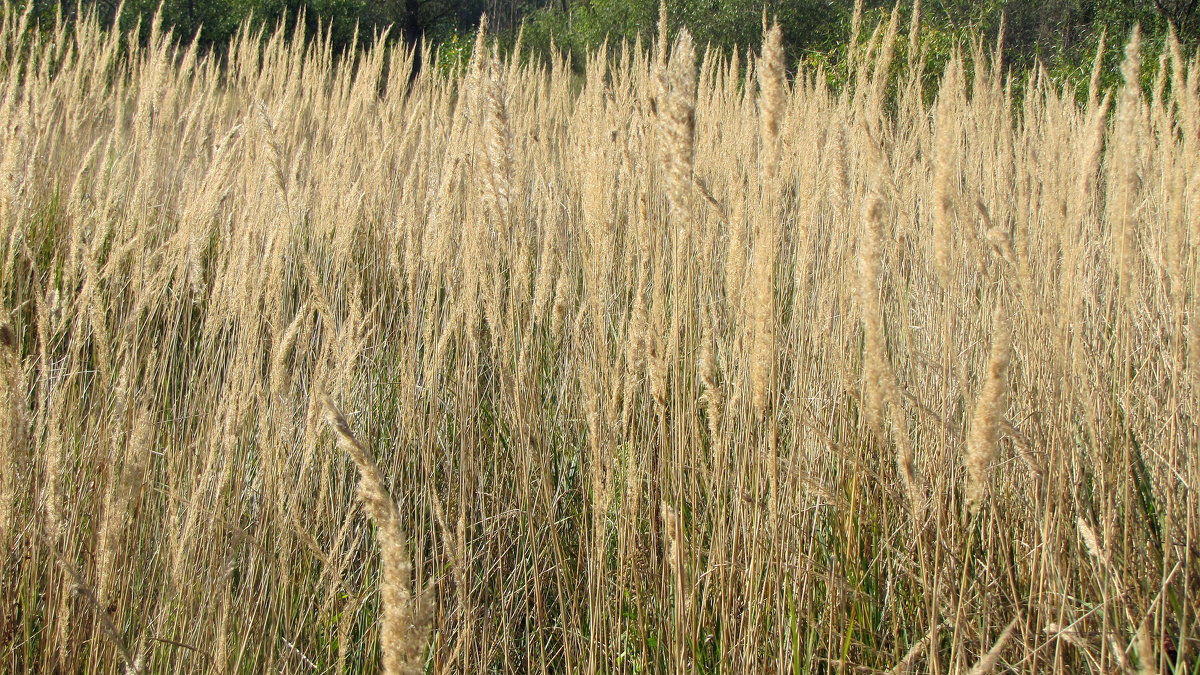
(1, 4), (1198, 673)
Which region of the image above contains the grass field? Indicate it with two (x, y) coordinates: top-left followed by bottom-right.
(1, 3), (1198, 673)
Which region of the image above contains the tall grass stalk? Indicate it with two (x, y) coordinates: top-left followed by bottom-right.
(0, 5), (1196, 672)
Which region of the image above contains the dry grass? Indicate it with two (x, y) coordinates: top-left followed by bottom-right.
(1, 4), (1198, 673)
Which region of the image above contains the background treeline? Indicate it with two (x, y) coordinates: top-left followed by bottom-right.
(14, 0), (1200, 84)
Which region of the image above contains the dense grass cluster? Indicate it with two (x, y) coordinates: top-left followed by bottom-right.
(1, 4), (1198, 673)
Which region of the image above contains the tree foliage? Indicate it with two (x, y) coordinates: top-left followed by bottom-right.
(9, 0), (1200, 81)
(19, 0), (487, 52)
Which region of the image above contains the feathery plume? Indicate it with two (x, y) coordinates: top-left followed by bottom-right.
(323, 396), (432, 675)
(965, 307), (1012, 515)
